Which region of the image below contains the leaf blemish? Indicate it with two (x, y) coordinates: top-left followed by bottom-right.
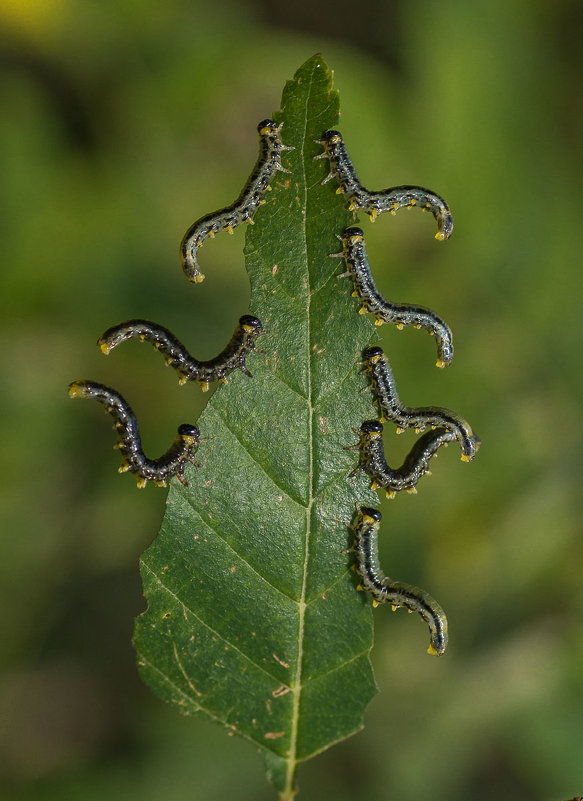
(272, 653), (290, 669)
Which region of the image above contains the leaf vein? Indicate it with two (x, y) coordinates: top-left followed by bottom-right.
(212, 403), (307, 507)
(140, 559), (286, 685)
(176, 492), (298, 602)
(137, 654), (283, 755)
(269, 365), (310, 402)
(302, 644), (371, 686)
(305, 566), (352, 607)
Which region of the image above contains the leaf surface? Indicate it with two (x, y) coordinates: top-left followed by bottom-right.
(133, 54), (378, 797)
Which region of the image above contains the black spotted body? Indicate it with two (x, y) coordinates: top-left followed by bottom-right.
(363, 347), (480, 461)
(353, 420), (456, 498)
(181, 120), (293, 282)
(98, 315), (264, 391)
(353, 507), (448, 655)
(68, 380), (200, 488)
(315, 130), (453, 240)
(336, 228), (454, 367)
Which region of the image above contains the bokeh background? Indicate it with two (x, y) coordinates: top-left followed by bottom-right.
(1, 1), (582, 799)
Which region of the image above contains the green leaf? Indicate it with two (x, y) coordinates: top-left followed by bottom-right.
(133, 54), (378, 798)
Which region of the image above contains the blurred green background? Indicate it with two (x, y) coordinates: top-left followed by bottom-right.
(1, 1), (582, 799)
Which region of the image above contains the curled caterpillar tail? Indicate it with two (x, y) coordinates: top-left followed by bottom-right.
(98, 315), (264, 390)
(351, 420), (457, 498)
(362, 346), (481, 461)
(180, 119), (294, 283)
(315, 130), (453, 241)
(336, 227), (454, 367)
(68, 380), (200, 487)
(353, 507), (448, 655)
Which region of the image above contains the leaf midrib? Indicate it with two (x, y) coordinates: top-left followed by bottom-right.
(284, 61), (318, 796)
